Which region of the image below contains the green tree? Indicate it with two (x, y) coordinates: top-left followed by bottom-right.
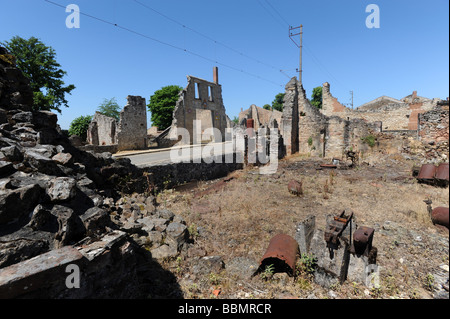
(272, 93), (285, 112)
(263, 104), (271, 110)
(148, 85), (183, 130)
(311, 86), (323, 109)
(97, 97), (121, 121)
(1, 36), (75, 113)
(68, 115), (92, 141)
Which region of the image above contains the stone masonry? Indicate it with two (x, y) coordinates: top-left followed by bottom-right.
(167, 67), (228, 145)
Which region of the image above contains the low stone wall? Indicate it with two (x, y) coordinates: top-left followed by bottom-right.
(142, 153), (244, 192)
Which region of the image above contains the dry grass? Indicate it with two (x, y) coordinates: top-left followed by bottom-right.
(157, 153), (449, 299)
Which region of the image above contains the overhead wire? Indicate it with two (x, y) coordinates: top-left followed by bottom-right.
(258, 0), (350, 90)
(131, 0), (291, 79)
(43, 0), (284, 87)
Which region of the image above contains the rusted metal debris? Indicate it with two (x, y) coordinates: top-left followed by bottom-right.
(258, 234), (299, 276)
(352, 226), (375, 256)
(288, 180), (303, 196)
(324, 210), (353, 245)
(431, 207), (449, 229)
(435, 163), (449, 185)
(417, 163), (449, 186)
(418, 164), (437, 181)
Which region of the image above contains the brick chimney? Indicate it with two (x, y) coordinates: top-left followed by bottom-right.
(412, 91), (417, 100)
(213, 66), (219, 85)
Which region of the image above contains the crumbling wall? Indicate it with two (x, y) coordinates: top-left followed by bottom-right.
(87, 112), (116, 146)
(239, 104), (282, 131)
(116, 96), (147, 152)
(281, 78), (381, 159)
(418, 105), (449, 144)
(281, 78), (299, 155)
(168, 70), (228, 145)
(321, 83), (437, 131)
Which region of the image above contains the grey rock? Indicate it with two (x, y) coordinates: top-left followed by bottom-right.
(0, 184), (42, 225)
(80, 207), (110, 235)
(166, 222), (188, 250)
(191, 256), (225, 275)
(52, 152), (73, 165)
(151, 244), (178, 260)
(47, 177), (77, 202)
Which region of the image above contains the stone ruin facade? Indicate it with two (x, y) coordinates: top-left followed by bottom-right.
(87, 95), (147, 152)
(241, 77), (382, 160)
(162, 67), (230, 146)
(238, 77), (448, 162)
(321, 83), (438, 131)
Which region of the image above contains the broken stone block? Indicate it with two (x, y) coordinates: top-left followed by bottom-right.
(51, 205), (85, 248)
(310, 228), (350, 287)
(0, 184), (42, 225)
(0, 145), (23, 162)
(295, 215), (316, 255)
(165, 222), (188, 251)
(47, 177), (77, 202)
(80, 207), (110, 235)
(151, 244), (178, 260)
(0, 246), (84, 299)
(52, 152), (73, 165)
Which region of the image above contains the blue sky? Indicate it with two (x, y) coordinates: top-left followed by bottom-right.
(1, 0), (448, 130)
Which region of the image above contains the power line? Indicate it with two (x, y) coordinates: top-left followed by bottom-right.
(257, 0), (350, 90)
(132, 0), (290, 79)
(263, 0), (290, 27)
(44, 0), (284, 87)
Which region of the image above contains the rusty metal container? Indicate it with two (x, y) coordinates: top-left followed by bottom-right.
(435, 163), (449, 182)
(431, 207), (449, 229)
(418, 164), (437, 181)
(353, 226), (374, 256)
(259, 234), (299, 276)
(288, 180), (303, 196)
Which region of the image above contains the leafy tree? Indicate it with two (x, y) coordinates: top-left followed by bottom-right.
(272, 93), (285, 112)
(147, 85), (183, 130)
(311, 86), (323, 109)
(232, 116), (239, 125)
(97, 97), (121, 121)
(68, 115), (92, 141)
(263, 104), (271, 110)
(1, 36), (75, 113)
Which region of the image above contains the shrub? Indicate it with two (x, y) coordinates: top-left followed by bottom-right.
(68, 115), (92, 141)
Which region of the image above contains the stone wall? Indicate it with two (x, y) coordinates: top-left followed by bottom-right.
(418, 105), (449, 144)
(321, 83), (437, 131)
(87, 112), (116, 146)
(281, 77), (381, 159)
(116, 96), (148, 152)
(167, 69), (228, 145)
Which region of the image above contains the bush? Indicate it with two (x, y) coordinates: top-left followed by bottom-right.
(68, 115), (93, 141)
(361, 134), (377, 148)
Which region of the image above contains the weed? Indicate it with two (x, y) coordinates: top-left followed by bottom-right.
(425, 273), (435, 291)
(260, 264), (275, 281)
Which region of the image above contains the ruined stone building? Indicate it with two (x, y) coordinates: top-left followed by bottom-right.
(165, 67), (230, 145)
(321, 83), (438, 131)
(239, 104), (283, 131)
(87, 95), (147, 152)
(237, 77), (447, 161)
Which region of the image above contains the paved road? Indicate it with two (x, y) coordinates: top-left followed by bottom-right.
(114, 142), (235, 167)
